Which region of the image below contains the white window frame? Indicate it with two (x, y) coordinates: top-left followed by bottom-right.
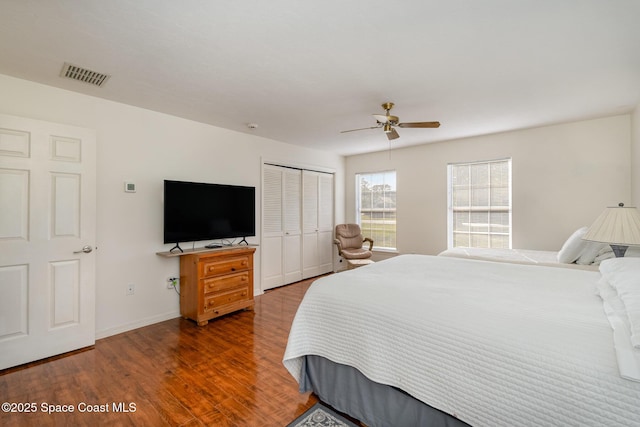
(355, 170), (397, 251)
(447, 158), (512, 249)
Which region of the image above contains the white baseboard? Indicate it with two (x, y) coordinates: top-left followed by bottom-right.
(95, 310), (181, 340)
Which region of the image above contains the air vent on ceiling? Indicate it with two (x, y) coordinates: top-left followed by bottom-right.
(60, 62), (110, 87)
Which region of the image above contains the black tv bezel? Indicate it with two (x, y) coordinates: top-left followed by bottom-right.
(163, 179), (256, 245)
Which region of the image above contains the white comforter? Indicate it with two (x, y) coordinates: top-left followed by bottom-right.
(283, 255), (640, 427)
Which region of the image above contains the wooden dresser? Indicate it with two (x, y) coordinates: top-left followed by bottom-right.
(178, 246), (256, 326)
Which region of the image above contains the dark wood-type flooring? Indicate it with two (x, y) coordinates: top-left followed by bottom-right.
(0, 277), (337, 426)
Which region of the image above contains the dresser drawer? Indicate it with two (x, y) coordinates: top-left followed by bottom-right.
(200, 255), (250, 277)
(203, 271), (250, 294)
(203, 287), (250, 312)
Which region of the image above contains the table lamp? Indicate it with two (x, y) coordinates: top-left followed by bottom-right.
(582, 203), (640, 257)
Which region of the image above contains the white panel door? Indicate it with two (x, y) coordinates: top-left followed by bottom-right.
(0, 113), (96, 370)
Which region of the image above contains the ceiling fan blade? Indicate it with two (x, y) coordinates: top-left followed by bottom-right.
(340, 125), (382, 134)
(398, 121), (441, 128)
(386, 128), (400, 140)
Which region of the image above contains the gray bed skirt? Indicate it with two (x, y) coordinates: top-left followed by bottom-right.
(299, 355), (471, 427)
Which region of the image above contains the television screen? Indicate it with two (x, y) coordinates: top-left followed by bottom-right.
(163, 180), (255, 244)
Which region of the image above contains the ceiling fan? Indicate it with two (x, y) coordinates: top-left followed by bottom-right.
(341, 102), (440, 140)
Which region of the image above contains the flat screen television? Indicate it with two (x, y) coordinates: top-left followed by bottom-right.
(163, 180), (255, 249)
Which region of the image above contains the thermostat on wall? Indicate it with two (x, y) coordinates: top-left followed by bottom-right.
(124, 182), (136, 193)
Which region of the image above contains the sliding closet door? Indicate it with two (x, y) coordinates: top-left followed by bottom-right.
(262, 165), (302, 290)
(302, 170), (334, 279)
(283, 168), (302, 283)
(263, 165), (333, 288)
(262, 166), (284, 290)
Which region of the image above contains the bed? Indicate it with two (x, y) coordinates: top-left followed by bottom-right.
(437, 226), (640, 270)
(283, 255), (640, 427)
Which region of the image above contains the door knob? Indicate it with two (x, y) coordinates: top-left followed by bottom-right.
(74, 245), (93, 254)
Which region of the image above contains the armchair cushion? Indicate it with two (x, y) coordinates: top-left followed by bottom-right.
(341, 247), (373, 259)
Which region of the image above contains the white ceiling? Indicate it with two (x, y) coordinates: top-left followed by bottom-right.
(1, 1), (639, 156)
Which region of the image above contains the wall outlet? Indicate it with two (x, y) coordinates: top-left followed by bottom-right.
(126, 284), (135, 295)
(167, 277), (179, 289)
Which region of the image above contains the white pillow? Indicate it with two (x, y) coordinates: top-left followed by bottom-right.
(594, 246), (615, 264)
(576, 241), (608, 265)
(596, 278), (631, 330)
(626, 246), (640, 258)
(600, 257), (640, 348)
(596, 277), (640, 381)
(557, 226), (588, 264)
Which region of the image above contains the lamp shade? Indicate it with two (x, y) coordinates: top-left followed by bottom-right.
(582, 205), (640, 245)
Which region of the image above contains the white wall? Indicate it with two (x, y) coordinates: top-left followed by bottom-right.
(0, 74), (345, 338)
(346, 115), (632, 255)
(632, 104), (640, 206)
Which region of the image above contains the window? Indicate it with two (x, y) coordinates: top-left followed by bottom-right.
(448, 159), (512, 249)
(356, 171), (396, 250)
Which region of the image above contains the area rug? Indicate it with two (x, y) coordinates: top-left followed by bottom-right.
(286, 402), (360, 427)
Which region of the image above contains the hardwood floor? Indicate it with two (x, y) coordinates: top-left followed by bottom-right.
(0, 277), (325, 426)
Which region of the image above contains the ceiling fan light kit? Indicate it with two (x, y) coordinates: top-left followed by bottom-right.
(341, 102), (440, 141)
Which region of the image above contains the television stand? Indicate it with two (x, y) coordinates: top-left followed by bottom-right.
(169, 243), (184, 253)
(179, 246), (256, 326)
(238, 237), (249, 245)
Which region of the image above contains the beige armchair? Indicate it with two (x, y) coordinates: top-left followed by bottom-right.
(334, 224), (374, 260)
